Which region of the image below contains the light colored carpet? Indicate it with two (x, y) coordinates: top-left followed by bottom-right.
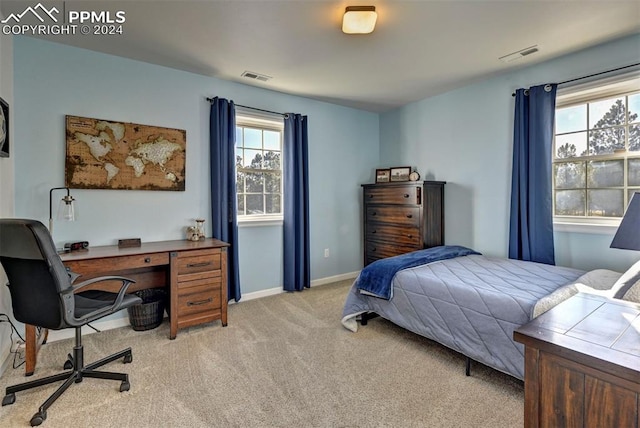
(0, 280), (523, 427)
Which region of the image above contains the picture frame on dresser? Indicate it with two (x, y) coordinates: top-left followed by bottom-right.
(390, 166), (411, 182)
(375, 168), (390, 183)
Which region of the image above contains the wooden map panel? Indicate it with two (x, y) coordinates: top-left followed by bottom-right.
(65, 115), (186, 191)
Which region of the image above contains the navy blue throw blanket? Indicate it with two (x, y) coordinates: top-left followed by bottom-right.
(356, 245), (481, 300)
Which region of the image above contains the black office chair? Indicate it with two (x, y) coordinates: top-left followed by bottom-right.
(0, 219), (142, 426)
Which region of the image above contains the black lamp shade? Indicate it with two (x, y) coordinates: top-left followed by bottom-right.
(611, 192), (640, 250)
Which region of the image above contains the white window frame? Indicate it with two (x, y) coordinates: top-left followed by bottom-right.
(235, 108), (284, 227)
(553, 71), (640, 234)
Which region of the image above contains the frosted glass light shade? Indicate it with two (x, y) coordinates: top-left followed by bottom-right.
(342, 6), (377, 34)
(57, 196), (76, 221)
(49, 187), (77, 234)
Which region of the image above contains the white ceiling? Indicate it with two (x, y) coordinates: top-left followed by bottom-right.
(3, 0), (640, 112)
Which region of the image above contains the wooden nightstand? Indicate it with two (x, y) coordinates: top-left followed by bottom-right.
(514, 293), (640, 428)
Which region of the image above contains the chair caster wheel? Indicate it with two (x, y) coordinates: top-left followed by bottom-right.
(123, 354), (132, 364)
(30, 410), (46, 426)
(120, 381), (130, 392)
(2, 393), (15, 406)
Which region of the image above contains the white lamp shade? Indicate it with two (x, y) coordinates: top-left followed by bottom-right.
(342, 6), (377, 34)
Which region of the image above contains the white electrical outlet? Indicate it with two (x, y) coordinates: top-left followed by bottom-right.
(324, 248), (330, 258)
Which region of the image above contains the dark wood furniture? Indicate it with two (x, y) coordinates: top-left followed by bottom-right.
(514, 293), (640, 428)
(24, 238), (229, 376)
(362, 181), (445, 265)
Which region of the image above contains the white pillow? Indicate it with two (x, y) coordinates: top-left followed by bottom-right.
(621, 280), (640, 303)
(574, 269), (622, 291)
(612, 259), (640, 299)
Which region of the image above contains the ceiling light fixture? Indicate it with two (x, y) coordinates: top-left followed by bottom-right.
(342, 6), (377, 34)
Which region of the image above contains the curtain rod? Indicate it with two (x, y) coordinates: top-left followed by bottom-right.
(511, 62), (640, 97)
(206, 97), (286, 117)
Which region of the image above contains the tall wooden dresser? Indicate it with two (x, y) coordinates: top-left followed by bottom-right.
(362, 181), (445, 265)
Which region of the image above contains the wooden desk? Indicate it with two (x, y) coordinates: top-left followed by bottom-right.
(24, 238), (229, 376)
(514, 293), (640, 428)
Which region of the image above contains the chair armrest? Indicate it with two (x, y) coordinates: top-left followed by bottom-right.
(70, 275), (135, 294)
(61, 276), (136, 324)
(68, 270), (81, 284)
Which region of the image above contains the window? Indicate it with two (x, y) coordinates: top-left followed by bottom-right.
(553, 73), (640, 226)
(235, 112), (283, 223)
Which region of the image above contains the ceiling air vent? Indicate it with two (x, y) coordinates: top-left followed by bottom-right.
(499, 45), (540, 63)
(241, 71), (272, 82)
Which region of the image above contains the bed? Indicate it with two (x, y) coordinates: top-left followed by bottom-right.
(341, 245), (625, 380)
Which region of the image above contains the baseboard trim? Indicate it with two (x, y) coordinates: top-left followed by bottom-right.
(48, 318), (132, 342)
(310, 271), (358, 287)
(236, 270), (359, 302)
(237, 287), (283, 302)
(0, 340), (14, 376)
(45, 271), (360, 343)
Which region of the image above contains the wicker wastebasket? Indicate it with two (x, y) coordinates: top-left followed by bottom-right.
(127, 289), (167, 331)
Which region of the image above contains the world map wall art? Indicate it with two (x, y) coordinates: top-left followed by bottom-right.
(65, 115), (186, 191)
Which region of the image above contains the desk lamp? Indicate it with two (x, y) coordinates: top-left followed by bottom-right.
(49, 187), (76, 235)
(610, 192), (640, 303)
(610, 192), (640, 251)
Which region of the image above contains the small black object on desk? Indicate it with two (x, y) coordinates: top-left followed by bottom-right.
(63, 241), (89, 252)
(118, 238), (141, 248)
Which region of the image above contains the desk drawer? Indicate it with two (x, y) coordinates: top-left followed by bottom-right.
(66, 252), (169, 275)
(177, 272), (221, 291)
(178, 285), (221, 317)
(177, 249), (221, 275)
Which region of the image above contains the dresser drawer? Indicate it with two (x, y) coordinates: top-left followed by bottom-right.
(177, 284), (221, 317)
(366, 223), (421, 246)
(365, 241), (420, 262)
(364, 185), (421, 205)
(366, 206), (420, 227)
(177, 249), (221, 275)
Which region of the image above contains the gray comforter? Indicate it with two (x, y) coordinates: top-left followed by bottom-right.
(341, 254), (587, 380)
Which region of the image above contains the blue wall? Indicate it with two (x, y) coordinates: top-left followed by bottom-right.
(380, 34), (640, 272)
(13, 36), (378, 296)
(13, 32), (640, 302)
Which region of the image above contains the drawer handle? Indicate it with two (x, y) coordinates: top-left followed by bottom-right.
(186, 262), (212, 268)
(368, 194), (374, 198)
(187, 298), (213, 307)
(371, 230), (377, 234)
(407, 234), (413, 238)
(403, 193), (410, 198)
(406, 214), (413, 218)
(372, 211), (377, 216)
(144, 258), (151, 263)
(371, 248), (377, 252)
